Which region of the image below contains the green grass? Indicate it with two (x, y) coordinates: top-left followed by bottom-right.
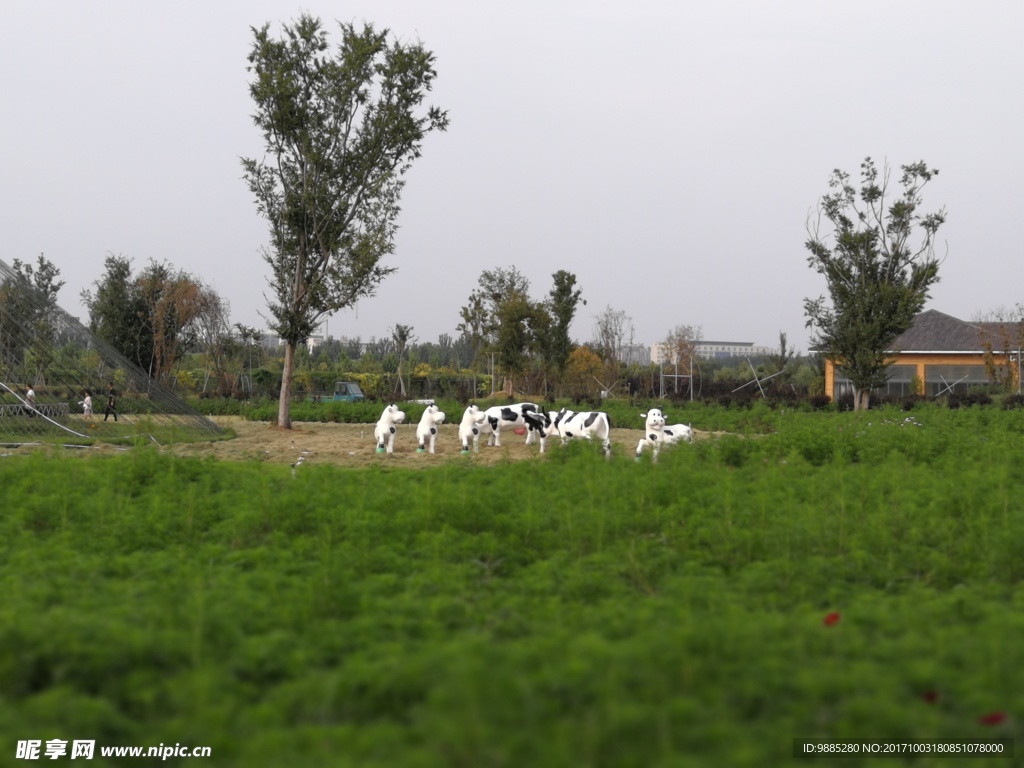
(0, 415), (229, 447)
(1, 407), (1022, 766)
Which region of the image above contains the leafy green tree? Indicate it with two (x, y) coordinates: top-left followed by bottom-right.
(492, 291), (537, 394)
(805, 158), (945, 410)
(83, 255), (215, 383)
(241, 14), (448, 428)
(546, 270), (585, 373)
(456, 290), (491, 371)
(767, 331), (796, 376)
(81, 254), (151, 372)
(0, 254), (64, 383)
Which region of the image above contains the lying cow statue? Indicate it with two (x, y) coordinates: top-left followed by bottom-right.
(635, 408), (692, 461)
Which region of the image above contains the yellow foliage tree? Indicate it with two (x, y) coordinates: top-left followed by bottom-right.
(564, 345), (603, 400)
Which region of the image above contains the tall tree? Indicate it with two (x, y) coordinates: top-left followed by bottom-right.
(591, 306), (636, 391)
(492, 291), (538, 395)
(191, 288), (233, 393)
(0, 255), (64, 383)
(591, 306), (635, 363)
(389, 323), (415, 397)
(805, 158), (945, 410)
(242, 14), (448, 428)
(83, 255), (210, 382)
(766, 330), (796, 376)
(82, 254), (150, 372)
(547, 270), (585, 372)
(457, 266), (532, 376)
(456, 290), (490, 371)
(661, 324), (702, 396)
(136, 261), (204, 382)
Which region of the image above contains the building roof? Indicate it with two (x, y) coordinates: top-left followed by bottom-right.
(889, 309), (1013, 353)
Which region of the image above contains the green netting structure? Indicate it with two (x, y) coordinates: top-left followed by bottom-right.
(0, 257), (222, 445)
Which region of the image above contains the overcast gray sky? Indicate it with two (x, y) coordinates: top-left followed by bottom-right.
(4, 1), (1022, 355)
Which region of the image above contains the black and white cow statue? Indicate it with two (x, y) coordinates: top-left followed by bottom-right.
(373, 403), (406, 454)
(415, 402), (446, 454)
(457, 404), (486, 454)
(480, 403), (550, 452)
(547, 407), (612, 457)
(635, 408), (692, 461)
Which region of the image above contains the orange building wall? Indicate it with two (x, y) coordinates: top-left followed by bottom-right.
(825, 353), (1017, 399)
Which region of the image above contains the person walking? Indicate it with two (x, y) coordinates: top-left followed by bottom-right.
(25, 386), (36, 417)
(103, 385), (118, 422)
(81, 391), (93, 418)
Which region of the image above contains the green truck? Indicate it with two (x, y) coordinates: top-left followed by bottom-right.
(330, 381), (365, 401)
(310, 381), (366, 403)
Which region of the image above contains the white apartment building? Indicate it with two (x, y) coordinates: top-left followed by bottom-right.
(649, 340), (773, 364)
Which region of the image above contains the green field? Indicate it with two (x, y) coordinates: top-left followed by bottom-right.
(2, 406), (1022, 766)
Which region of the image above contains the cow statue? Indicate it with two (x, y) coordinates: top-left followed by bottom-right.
(635, 408), (692, 461)
(547, 407), (612, 457)
(458, 404), (487, 454)
(373, 403), (406, 454)
(415, 402), (446, 454)
(480, 402), (550, 452)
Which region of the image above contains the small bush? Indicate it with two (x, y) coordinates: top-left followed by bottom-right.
(808, 394), (832, 411)
(1002, 393), (1024, 410)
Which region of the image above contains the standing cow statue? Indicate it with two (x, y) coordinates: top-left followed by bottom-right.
(547, 407), (612, 458)
(373, 403), (406, 454)
(458, 404), (486, 454)
(415, 402), (446, 453)
(635, 408), (692, 461)
(479, 403), (551, 452)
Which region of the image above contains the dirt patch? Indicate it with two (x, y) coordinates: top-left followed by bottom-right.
(163, 416), (714, 468)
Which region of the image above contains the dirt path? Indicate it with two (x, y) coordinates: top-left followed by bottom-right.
(164, 416), (710, 468)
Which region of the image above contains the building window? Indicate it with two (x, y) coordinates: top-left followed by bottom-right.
(833, 364), (918, 398)
(924, 364), (989, 397)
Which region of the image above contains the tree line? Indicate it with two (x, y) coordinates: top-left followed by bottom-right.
(3, 12), (997, 421)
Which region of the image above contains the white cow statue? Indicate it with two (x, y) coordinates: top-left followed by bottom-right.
(373, 403), (406, 454)
(635, 408), (692, 461)
(547, 407), (612, 457)
(480, 403), (550, 452)
(415, 402), (446, 454)
(458, 404), (487, 453)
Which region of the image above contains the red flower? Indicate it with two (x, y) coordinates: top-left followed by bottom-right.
(822, 612), (840, 627)
(978, 712), (1006, 726)
(922, 690), (938, 704)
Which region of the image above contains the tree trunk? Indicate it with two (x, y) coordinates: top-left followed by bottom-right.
(854, 387), (871, 411)
(278, 341), (295, 429)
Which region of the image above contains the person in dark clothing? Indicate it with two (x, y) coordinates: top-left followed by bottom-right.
(103, 385), (118, 422)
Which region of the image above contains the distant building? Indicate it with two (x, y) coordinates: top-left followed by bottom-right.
(826, 309), (1021, 400)
(650, 340), (772, 364)
(618, 344), (652, 365)
(694, 340), (773, 359)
